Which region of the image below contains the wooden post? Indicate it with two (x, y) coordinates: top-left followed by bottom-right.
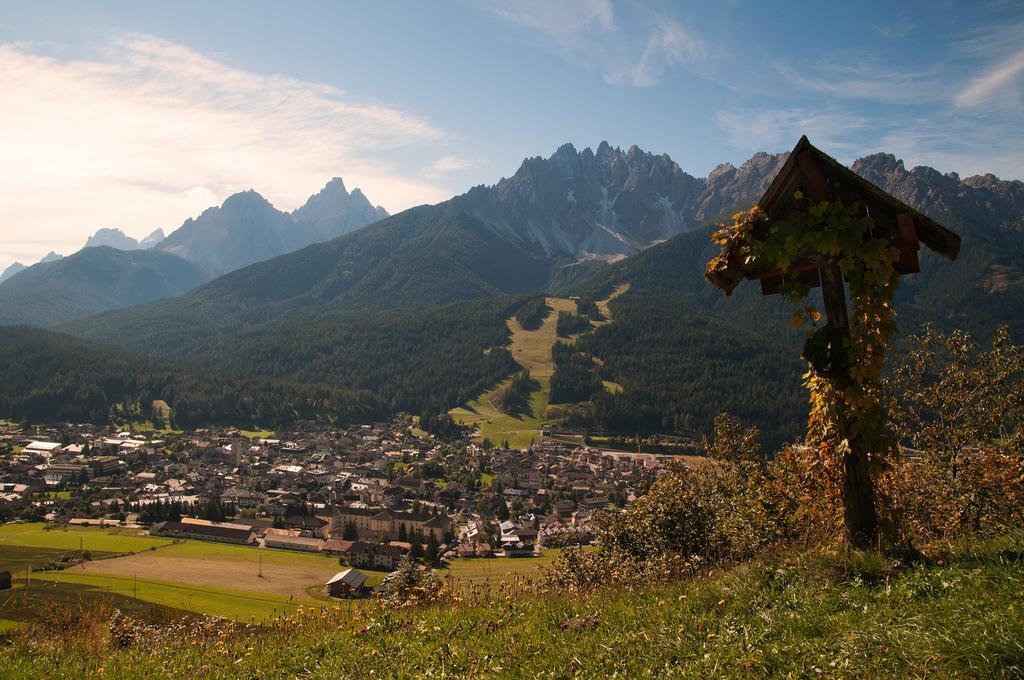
(819, 262), (878, 549)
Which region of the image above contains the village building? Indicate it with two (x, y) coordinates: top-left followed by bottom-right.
(263, 534), (324, 553)
(331, 507), (450, 542)
(326, 568), (369, 597)
(150, 520), (255, 545)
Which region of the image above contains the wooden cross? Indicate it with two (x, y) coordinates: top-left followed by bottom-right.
(707, 136), (960, 548)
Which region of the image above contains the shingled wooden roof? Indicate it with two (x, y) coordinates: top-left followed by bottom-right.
(706, 136), (960, 296)
(760, 136), (960, 260)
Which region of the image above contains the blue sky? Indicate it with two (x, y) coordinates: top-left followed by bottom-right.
(0, 0), (1022, 270)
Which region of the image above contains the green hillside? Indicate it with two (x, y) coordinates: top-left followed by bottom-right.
(1, 534), (1020, 678)
(0, 326), (385, 427)
(0, 247), (210, 327)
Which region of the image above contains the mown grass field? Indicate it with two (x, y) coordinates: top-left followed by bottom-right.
(0, 523), (171, 573)
(452, 286), (628, 448)
(65, 540), (353, 601)
(439, 549), (567, 592)
(3, 534), (1021, 678)
(11, 571), (313, 624)
(451, 296), (576, 448)
(0, 524), (354, 626)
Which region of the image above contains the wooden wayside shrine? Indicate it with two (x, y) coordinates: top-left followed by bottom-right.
(707, 136), (961, 548)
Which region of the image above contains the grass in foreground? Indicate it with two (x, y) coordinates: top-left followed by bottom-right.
(2, 534), (1022, 678)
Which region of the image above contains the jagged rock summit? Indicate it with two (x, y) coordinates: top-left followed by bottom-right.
(455, 142), (786, 259)
(291, 176), (389, 241)
(157, 179), (388, 277)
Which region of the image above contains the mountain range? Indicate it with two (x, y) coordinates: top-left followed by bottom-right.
(0, 247), (211, 327)
(4, 140), (1023, 443)
(84, 227), (166, 251)
(156, 177), (388, 277)
(0, 177), (389, 324)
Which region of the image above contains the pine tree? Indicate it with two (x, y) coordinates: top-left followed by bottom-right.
(398, 523), (408, 542)
(411, 536), (424, 560)
(425, 530), (439, 564)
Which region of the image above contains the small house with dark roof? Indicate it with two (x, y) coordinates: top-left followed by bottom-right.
(327, 568), (369, 598)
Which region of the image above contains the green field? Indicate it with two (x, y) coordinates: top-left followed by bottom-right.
(451, 286), (631, 448)
(27, 571), (316, 622)
(5, 534), (1022, 678)
(0, 523), (351, 626)
(0, 523), (172, 573)
(439, 550), (567, 593)
(0, 523), (577, 628)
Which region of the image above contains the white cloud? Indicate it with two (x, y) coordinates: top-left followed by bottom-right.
(481, 1), (706, 88)
(426, 155), (477, 174)
(486, 0), (615, 43)
(716, 105), (1024, 182)
(603, 18), (707, 87)
(0, 34), (457, 270)
(775, 61), (945, 105)
(716, 108), (870, 156)
(955, 48), (1024, 108)
(875, 115), (1024, 181)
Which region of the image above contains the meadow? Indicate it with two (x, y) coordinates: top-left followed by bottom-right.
(0, 523), (172, 574)
(0, 524), (342, 626)
(451, 296), (576, 448)
(3, 533), (1021, 678)
(0, 522), (576, 629)
(451, 286), (628, 448)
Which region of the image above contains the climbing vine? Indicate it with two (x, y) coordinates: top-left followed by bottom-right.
(707, 199), (902, 529)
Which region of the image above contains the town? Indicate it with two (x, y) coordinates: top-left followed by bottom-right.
(0, 417), (668, 597)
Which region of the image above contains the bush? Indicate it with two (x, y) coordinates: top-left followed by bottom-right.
(548, 415), (803, 591)
(379, 555), (444, 607)
(883, 325), (1024, 545)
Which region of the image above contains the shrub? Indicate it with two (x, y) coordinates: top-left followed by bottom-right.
(379, 555), (444, 607)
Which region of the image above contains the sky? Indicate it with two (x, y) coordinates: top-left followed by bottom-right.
(1, 0), (1022, 271)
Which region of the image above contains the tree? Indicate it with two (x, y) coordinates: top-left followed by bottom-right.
(379, 554), (442, 606)
(410, 536), (424, 560)
(425, 531), (439, 565)
(496, 496), (510, 521)
(398, 523), (408, 542)
(342, 521), (358, 540)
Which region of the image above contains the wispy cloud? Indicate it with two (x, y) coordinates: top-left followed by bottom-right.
(716, 107), (870, 156)
(775, 60), (945, 105)
(480, 1), (707, 88)
(0, 34), (457, 268)
(602, 17), (707, 87)
(955, 47), (1024, 108)
(425, 155), (477, 175)
(487, 0), (614, 43)
(717, 105), (1024, 182)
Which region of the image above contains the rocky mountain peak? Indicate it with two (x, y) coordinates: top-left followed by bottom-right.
(324, 177), (349, 195)
(84, 227), (141, 251)
(221, 189), (274, 212)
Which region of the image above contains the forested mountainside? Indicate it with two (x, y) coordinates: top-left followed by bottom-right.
(0, 247), (211, 327)
(48, 143), (1024, 443)
(0, 326), (386, 427)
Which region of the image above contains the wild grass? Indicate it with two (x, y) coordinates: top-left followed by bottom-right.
(2, 533), (1021, 678)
